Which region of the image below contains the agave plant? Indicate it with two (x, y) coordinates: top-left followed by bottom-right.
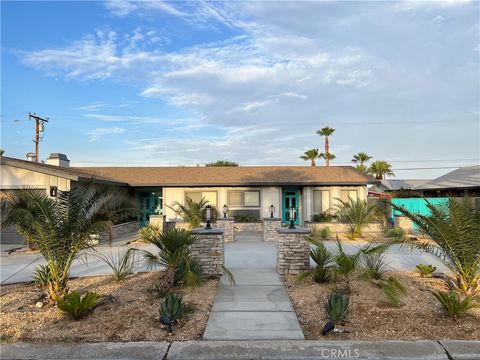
(416, 264), (437, 278)
(142, 228), (204, 294)
(159, 293), (184, 333)
(335, 198), (383, 239)
(1, 186), (136, 301)
(433, 290), (479, 318)
(57, 291), (99, 320)
(324, 288), (349, 323)
(391, 196), (480, 296)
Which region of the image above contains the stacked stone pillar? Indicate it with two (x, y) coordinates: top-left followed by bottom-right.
(262, 217), (282, 242)
(190, 228), (224, 277)
(394, 216), (413, 233)
(215, 218), (235, 243)
(275, 227), (311, 275)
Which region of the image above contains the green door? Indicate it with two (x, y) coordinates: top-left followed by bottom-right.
(282, 187), (300, 225)
(138, 192), (163, 226)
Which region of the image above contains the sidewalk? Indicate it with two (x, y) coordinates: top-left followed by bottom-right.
(2, 340), (479, 359)
(203, 232), (303, 340)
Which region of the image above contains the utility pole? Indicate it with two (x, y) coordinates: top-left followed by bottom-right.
(28, 113), (49, 162)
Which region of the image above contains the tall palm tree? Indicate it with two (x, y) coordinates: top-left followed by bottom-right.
(319, 152), (336, 165)
(316, 127), (335, 166)
(1, 186), (136, 301)
(368, 160), (394, 179)
(351, 152), (372, 173)
(300, 148), (321, 166)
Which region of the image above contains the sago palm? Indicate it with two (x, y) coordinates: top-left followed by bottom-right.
(316, 127), (335, 166)
(391, 197), (480, 296)
(368, 160), (394, 179)
(335, 197), (384, 239)
(300, 148), (321, 166)
(1, 186), (136, 301)
(169, 197), (209, 229)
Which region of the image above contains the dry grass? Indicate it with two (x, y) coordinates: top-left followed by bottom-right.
(0, 272), (218, 343)
(285, 272), (480, 341)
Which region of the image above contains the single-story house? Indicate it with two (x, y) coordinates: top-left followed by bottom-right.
(368, 179), (429, 198)
(1, 153), (378, 241)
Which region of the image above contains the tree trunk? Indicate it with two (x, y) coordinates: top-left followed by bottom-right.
(311, 159), (316, 166)
(325, 137), (330, 166)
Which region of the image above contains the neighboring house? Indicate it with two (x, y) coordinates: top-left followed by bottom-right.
(369, 179), (429, 198)
(0, 153), (377, 232)
(412, 165), (480, 197)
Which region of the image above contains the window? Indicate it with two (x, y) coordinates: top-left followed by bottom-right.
(185, 191), (217, 206)
(313, 190), (330, 212)
(340, 190), (358, 203)
(228, 190), (260, 207)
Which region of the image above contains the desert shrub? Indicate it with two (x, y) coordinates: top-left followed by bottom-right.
(433, 290), (479, 318)
(1, 186), (136, 301)
(373, 276), (407, 307)
(334, 198), (383, 239)
(142, 228), (204, 296)
(324, 288), (350, 323)
(57, 291), (99, 320)
(312, 211), (336, 223)
(416, 264), (437, 277)
(386, 228), (406, 239)
(318, 227), (331, 239)
(96, 247), (136, 281)
(363, 253), (389, 280)
(33, 265), (51, 287)
(159, 293), (184, 333)
(298, 242), (334, 283)
(391, 196), (480, 296)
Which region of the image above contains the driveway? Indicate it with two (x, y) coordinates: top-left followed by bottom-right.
(0, 232), (159, 285)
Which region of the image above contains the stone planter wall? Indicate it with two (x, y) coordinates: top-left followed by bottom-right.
(216, 218), (235, 243)
(233, 222), (264, 232)
(276, 227), (311, 275)
(305, 222), (384, 236)
(394, 216), (413, 233)
(262, 218), (282, 242)
(190, 228), (224, 277)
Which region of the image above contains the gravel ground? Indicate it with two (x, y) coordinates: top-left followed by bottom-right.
(0, 272), (218, 343)
(285, 272), (480, 341)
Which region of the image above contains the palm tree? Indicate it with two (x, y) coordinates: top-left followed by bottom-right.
(316, 127), (335, 166)
(391, 197), (480, 296)
(319, 152), (336, 165)
(335, 197), (384, 239)
(169, 197), (212, 229)
(368, 160), (394, 179)
(300, 148), (321, 166)
(1, 186), (136, 301)
(351, 152), (372, 173)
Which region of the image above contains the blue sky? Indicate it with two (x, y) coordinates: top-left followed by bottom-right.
(1, 0), (479, 178)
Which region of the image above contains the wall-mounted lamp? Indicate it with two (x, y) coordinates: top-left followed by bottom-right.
(222, 204), (228, 218)
(205, 205), (212, 229)
(49, 186), (58, 197)
(269, 204), (275, 218)
(289, 206), (296, 229)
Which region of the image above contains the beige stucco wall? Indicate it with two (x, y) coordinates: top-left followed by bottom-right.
(0, 164), (71, 195)
(163, 186), (282, 221)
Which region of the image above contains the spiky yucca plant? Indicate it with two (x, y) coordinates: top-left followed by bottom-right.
(372, 276), (407, 307)
(298, 241), (334, 283)
(57, 291), (99, 320)
(363, 253), (389, 280)
(95, 247), (136, 281)
(392, 197), (480, 296)
(335, 198), (383, 239)
(1, 186), (136, 301)
(33, 265), (51, 287)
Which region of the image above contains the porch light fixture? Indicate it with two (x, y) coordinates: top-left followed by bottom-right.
(205, 205), (212, 229)
(49, 186), (58, 197)
(222, 204), (228, 218)
(269, 204), (275, 218)
(289, 206), (296, 229)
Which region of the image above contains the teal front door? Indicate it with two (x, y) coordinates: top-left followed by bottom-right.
(282, 187), (300, 225)
(138, 192), (163, 226)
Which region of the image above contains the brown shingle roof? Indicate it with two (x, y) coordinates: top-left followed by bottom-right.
(77, 166), (377, 187)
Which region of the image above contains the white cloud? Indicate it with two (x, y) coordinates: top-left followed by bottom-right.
(104, 0), (137, 16)
(88, 127), (126, 142)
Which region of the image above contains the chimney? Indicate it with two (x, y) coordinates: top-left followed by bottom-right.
(26, 152), (36, 162)
(46, 153), (70, 167)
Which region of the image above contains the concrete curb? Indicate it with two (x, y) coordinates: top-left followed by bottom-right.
(3, 340), (477, 360)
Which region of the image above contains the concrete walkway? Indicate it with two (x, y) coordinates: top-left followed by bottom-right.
(3, 340), (479, 360)
(203, 231), (304, 340)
